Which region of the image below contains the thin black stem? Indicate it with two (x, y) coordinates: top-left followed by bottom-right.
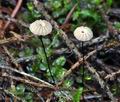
(82, 41), (85, 102)
(40, 36), (56, 84)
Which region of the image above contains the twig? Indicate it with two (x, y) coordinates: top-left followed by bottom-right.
(0, 31), (33, 45)
(98, 6), (118, 35)
(0, 14), (29, 28)
(2, 73), (54, 89)
(92, 57), (113, 74)
(86, 62), (117, 102)
(2, 46), (20, 68)
(46, 93), (53, 102)
(0, 87), (25, 102)
(0, 37), (18, 45)
(3, 0), (23, 30)
(16, 55), (36, 63)
(105, 70), (120, 80)
(2, 0), (24, 72)
(63, 3), (77, 24)
(16, 48), (68, 63)
(82, 31), (109, 47)
(58, 49), (96, 86)
(84, 95), (102, 100)
(0, 64), (54, 88)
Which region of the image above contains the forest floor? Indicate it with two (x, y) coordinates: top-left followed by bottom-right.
(0, 0), (120, 102)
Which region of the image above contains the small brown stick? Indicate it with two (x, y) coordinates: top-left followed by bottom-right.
(58, 50), (96, 86)
(0, 88), (24, 101)
(0, 14), (29, 28)
(10, 31), (26, 41)
(2, 46), (20, 68)
(3, 0), (23, 30)
(10, 31), (34, 41)
(0, 64), (54, 88)
(2, 0), (23, 70)
(0, 31), (33, 45)
(46, 93), (53, 102)
(98, 6), (118, 35)
(86, 62), (117, 102)
(0, 37), (18, 45)
(63, 3), (77, 24)
(2, 73), (55, 89)
(105, 70), (120, 80)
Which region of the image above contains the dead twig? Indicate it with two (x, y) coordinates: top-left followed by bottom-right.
(2, 46), (20, 68)
(0, 31), (33, 45)
(3, 0), (23, 30)
(86, 62), (117, 102)
(0, 37), (18, 45)
(0, 14), (29, 28)
(2, 0), (24, 73)
(105, 70), (120, 80)
(0, 87), (24, 101)
(2, 73), (54, 89)
(58, 49), (96, 86)
(98, 6), (118, 35)
(0, 64), (54, 88)
(63, 3), (77, 24)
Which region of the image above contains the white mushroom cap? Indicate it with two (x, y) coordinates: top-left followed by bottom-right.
(29, 19), (52, 36)
(74, 26), (93, 41)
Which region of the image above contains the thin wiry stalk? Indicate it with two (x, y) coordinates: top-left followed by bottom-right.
(82, 41), (85, 101)
(40, 36), (55, 84)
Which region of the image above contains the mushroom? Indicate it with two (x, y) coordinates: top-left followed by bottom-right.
(29, 19), (55, 83)
(29, 19), (52, 36)
(73, 26), (93, 101)
(73, 26), (93, 41)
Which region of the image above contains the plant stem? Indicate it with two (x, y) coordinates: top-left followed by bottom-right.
(40, 36), (55, 84)
(82, 41), (85, 101)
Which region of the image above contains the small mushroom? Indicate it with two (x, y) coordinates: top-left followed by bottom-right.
(29, 19), (52, 36)
(73, 26), (93, 100)
(74, 26), (93, 41)
(29, 19), (55, 83)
